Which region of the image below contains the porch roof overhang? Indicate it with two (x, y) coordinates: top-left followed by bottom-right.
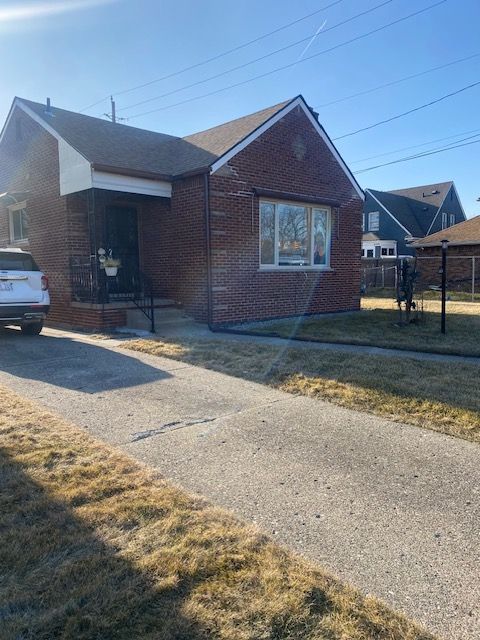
(58, 142), (172, 198)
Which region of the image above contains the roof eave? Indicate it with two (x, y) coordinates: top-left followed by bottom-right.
(91, 163), (172, 182)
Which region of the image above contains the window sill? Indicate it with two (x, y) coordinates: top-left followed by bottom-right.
(9, 239), (29, 246)
(258, 266), (334, 273)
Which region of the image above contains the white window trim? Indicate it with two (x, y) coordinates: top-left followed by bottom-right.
(449, 213), (455, 226)
(259, 199), (332, 271)
(368, 210), (380, 231)
(8, 200), (28, 244)
(442, 211), (448, 229)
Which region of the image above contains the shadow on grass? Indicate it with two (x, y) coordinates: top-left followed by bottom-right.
(127, 335), (480, 420)
(0, 446), (211, 640)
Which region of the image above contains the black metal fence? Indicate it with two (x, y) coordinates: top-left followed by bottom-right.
(70, 256), (156, 331)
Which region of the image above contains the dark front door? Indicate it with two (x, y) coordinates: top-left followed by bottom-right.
(105, 206), (140, 296)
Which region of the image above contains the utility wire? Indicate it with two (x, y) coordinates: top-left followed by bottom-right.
(350, 126), (480, 164)
(79, 0), (347, 112)
(333, 79), (480, 140)
(118, 0), (395, 113)
(127, 0), (447, 120)
(314, 52), (480, 108)
(353, 135), (480, 174)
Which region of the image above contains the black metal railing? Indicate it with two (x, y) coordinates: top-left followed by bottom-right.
(70, 257), (156, 333)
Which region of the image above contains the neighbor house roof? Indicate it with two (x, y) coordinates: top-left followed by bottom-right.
(413, 214), (480, 247)
(388, 181), (452, 209)
(366, 188), (439, 238)
(11, 97), (293, 178)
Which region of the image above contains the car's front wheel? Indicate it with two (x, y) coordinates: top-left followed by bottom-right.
(21, 321), (44, 336)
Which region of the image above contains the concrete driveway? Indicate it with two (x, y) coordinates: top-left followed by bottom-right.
(0, 327), (479, 640)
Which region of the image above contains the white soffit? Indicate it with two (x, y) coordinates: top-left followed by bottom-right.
(210, 96), (364, 201)
(92, 170), (172, 198)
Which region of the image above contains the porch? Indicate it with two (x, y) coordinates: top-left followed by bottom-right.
(66, 188), (178, 332)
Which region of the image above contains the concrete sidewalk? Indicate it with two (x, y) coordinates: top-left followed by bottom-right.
(0, 326), (479, 639)
(148, 318), (480, 366)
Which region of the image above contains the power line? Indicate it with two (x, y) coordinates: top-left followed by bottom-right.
(353, 135), (480, 174)
(127, 0), (447, 120)
(79, 0), (347, 112)
(332, 79), (480, 140)
(118, 0), (395, 113)
(350, 126), (480, 164)
(314, 52), (480, 109)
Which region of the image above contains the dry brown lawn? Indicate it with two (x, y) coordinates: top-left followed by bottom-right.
(243, 297), (480, 357)
(124, 338), (480, 444)
(0, 386), (435, 640)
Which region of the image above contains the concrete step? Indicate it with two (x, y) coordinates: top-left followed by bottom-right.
(125, 306), (193, 332)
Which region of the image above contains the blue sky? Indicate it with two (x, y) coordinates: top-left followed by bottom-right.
(1, 0), (479, 215)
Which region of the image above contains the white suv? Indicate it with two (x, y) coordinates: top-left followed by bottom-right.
(0, 248), (50, 335)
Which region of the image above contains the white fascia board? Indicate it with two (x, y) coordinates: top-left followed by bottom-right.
(92, 170), (171, 198)
(452, 182), (467, 220)
(210, 96), (364, 201)
(366, 189), (411, 236)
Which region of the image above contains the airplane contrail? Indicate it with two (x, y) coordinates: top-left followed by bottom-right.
(297, 20), (328, 60)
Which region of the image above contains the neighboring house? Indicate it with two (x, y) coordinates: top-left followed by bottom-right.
(0, 95), (364, 331)
(412, 214), (480, 290)
(362, 182), (466, 258)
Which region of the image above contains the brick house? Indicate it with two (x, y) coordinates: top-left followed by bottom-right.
(412, 214), (480, 292)
(0, 95), (364, 331)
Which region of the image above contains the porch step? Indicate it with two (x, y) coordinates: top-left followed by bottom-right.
(125, 306), (193, 332)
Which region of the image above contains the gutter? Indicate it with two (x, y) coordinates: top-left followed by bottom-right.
(203, 172), (214, 329)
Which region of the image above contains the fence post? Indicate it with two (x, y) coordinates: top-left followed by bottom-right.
(381, 265), (385, 288)
(473, 256), (476, 302)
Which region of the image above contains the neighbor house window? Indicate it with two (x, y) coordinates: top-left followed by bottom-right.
(442, 212), (448, 229)
(388, 248), (395, 256)
(381, 248), (387, 256)
(449, 214), (455, 226)
(8, 202), (28, 242)
(260, 201), (331, 268)
(366, 249), (374, 257)
(368, 211), (379, 231)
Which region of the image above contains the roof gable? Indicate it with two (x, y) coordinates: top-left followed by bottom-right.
(414, 214), (480, 246)
(2, 96), (363, 198)
(367, 189), (438, 237)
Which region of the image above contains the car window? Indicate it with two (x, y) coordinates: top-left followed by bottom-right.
(0, 253), (39, 271)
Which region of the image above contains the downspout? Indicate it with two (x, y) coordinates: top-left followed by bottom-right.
(204, 172), (214, 329)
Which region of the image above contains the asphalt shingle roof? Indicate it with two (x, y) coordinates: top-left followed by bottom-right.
(16, 97), (292, 178)
(413, 214), (480, 246)
(367, 188), (439, 238)
(388, 181), (452, 209)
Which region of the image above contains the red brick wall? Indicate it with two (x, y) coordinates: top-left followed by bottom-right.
(139, 175), (208, 320)
(0, 106), (73, 326)
(207, 105), (363, 325)
(416, 245), (480, 291)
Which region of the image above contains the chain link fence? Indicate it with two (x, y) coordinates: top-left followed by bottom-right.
(362, 256), (480, 301)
